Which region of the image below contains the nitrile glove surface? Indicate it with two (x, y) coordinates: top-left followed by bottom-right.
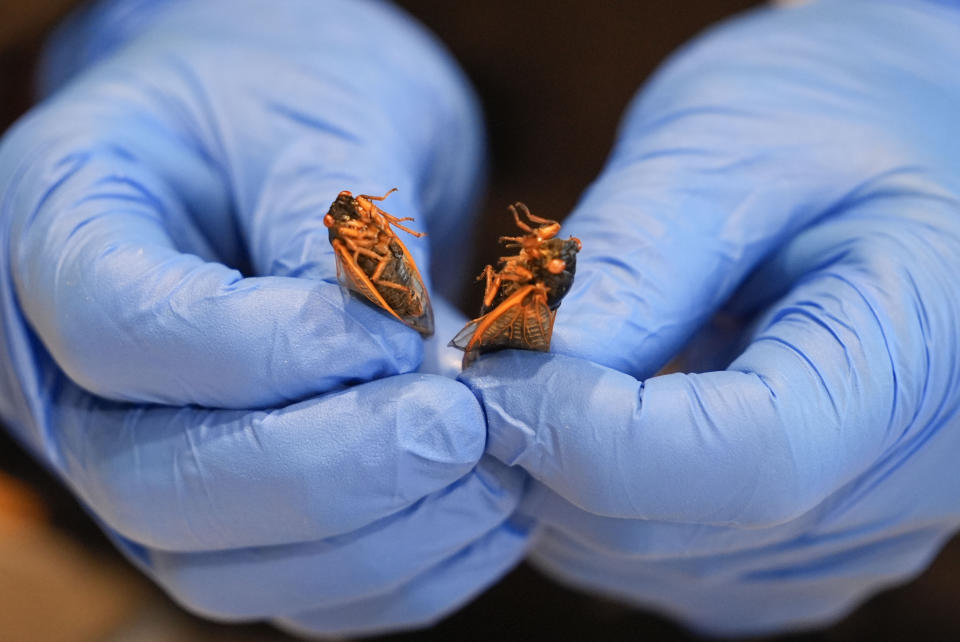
(461, 0), (960, 635)
(0, 0), (527, 635)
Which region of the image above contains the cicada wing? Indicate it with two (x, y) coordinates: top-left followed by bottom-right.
(413, 299), (435, 336)
(516, 297), (554, 352)
(387, 236), (434, 337)
(449, 318), (482, 351)
(388, 256), (433, 336)
(331, 240), (404, 323)
(461, 285), (548, 351)
(449, 315), (491, 370)
(399, 299), (434, 336)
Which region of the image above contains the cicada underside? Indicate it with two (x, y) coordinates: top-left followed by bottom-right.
(324, 189), (434, 336)
(450, 202), (580, 368)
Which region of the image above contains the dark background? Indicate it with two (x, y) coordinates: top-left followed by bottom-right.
(2, 1), (959, 640)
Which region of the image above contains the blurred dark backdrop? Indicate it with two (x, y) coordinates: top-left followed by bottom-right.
(2, 1), (959, 640)
(409, 0), (767, 311)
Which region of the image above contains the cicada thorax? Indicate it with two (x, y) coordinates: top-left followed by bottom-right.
(538, 237), (580, 309)
(324, 190), (434, 336)
(480, 238), (578, 311)
(450, 202), (581, 368)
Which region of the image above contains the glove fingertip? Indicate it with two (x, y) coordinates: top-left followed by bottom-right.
(457, 351), (552, 465)
(395, 374), (487, 475)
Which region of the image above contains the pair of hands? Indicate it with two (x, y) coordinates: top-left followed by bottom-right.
(2, 0), (959, 636)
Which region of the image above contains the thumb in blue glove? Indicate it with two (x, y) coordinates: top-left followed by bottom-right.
(462, 0), (960, 634)
(0, 0), (528, 635)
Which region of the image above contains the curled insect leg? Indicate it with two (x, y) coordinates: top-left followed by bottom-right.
(510, 203), (560, 240)
(343, 238), (383, 264)
(382, 215), (425, 238)
(500, 263), (533, 282)
(508, 204), (535, 233)
(370, 255), (391, 281)
(360, 188), (399, 202)
(514, 202), (558, 226)
(354, 192), (389, 218)
(480, 265), (503, 309)
(336, 223), (370, 238)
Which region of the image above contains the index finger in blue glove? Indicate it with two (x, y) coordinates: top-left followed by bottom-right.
(242, 48), (483, 290)
(1, 121), (421, 408)
(460, 3), (960, 525)
(37, 0), (483, 299)
(550, 3), (958, 378)
(462, 194), (960, 525)
(4, 0), (488, 408)
(51, 373), (485, 551)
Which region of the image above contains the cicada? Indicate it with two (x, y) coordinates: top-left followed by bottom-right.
(450, 202), (581, 368)
(324, 189), (434, 336)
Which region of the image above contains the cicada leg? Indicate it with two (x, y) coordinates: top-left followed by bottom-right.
(374, 279), (423, 315)
(343, 238), (383, 264)
(500, 262), (534, 282)
(381, 213), (425, 238)
(508, 204), (535, 234)
(359, 188), (398, 202)
(370, 253), (392, 281)
(511, 202), (560, 240)
(514, 202), (559, 227)
(479, 265), (502, 309)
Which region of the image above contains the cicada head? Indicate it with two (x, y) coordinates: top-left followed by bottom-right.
(323, 190), (362, 236)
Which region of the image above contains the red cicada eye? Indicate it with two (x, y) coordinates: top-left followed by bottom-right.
(323, 213), (335, 228)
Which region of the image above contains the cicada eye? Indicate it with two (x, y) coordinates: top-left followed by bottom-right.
(547, 258), (566, 274)
(323, 213), (335, 228)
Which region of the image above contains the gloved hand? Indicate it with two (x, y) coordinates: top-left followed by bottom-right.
(0, 0), (528, 635)
(461, 0), (960, 635)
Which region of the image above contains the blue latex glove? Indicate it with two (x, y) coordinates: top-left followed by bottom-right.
(0, 0), (528, 635)
(461, 0), (960, 635)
